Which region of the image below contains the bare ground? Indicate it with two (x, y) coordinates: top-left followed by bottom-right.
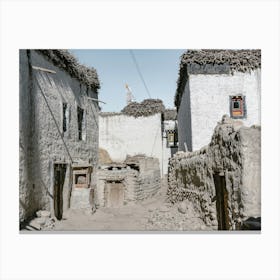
(22, 179), (210, 232)
(50, 181), (209, 232)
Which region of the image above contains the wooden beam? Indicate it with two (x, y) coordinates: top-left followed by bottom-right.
(32, 65), (56, 74)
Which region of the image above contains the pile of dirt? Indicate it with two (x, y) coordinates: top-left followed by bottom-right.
(99, 148), (112, 164)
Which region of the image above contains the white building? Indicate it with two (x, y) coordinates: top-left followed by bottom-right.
(99, 100), (177, 176)
(175, 49), (261, 152)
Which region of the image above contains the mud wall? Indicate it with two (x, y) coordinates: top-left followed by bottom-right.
(97, 168), (139, 207)
(19, 50), (99, 222)
(97, 157), (161, 206)
(137, 157), (161, 200)
(167, 117), (261, 230)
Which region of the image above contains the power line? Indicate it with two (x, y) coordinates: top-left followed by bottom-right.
(129, 50), (152, 99)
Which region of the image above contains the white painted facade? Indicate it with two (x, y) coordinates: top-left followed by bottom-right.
(99, 113), (173, 176)
(178, 69), (261, 151)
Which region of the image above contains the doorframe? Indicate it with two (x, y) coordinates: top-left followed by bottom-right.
(213, 172), (230, 230)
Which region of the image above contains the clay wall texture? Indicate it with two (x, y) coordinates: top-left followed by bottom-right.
(97, 157), (161, 206)
(19, 50), (99, 222)
(167, 117), (261, 230)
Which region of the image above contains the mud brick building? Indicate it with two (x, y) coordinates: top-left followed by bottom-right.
(19, 50), (100, 224)
(168, 116), (261, 230)
(97, 155), (161, 208)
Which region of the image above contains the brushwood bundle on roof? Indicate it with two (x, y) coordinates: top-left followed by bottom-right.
(121, 99), (165, 118)
(175, 49), (261, 107)
(164, 109), (177, 121)
(35, 49), (100, 92)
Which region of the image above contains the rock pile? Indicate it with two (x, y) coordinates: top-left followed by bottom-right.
(145, 201), (214, 231)
(24, 210), (55, 231)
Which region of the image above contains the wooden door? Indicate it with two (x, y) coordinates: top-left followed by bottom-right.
(106, 182), (124, 208)
(214, 174), (230, 230)
(53, 164), (67, 220)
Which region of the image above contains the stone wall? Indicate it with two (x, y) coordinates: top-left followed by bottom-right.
(19, 50), (99, 223)
(97, 156), (161, 207)
(167, 116), (261, 230)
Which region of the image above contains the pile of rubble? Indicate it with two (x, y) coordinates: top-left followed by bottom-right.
(145, 200), (215, 231)
(24, 210), (55, 231)
(121, 99), (165, 118)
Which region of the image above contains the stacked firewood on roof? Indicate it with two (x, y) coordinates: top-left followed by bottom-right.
(121, 99), (165, 118)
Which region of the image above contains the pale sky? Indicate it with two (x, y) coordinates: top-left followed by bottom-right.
(70, 49), (185, 112)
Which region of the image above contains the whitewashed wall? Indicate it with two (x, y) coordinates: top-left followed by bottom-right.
(187, 69), (261, 151)
(99, 113), (168, 176)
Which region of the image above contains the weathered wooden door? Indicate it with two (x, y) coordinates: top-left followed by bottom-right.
(214, 174), (230, 230)
(105, 182), (124, 208)
(53, 164), (67, 220)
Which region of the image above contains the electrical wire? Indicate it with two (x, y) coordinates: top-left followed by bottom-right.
(129, 50), (152, 99)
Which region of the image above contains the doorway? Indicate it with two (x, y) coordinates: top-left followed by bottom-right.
(213, 173), (230, 230)
(105, 181), (124, 208)
(53, 164), (67, 220)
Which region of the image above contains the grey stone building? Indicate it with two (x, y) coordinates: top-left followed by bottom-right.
(19, 50), (100, 224)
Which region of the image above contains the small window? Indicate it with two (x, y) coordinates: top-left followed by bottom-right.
(233, 101), (240, 109)
(166, 129), (178, 148)
(62, 103), (69, 133)
(230, 95), (246, 119)
(77, 106), (86, 141)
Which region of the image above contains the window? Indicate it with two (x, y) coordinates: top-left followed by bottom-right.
(62, 103), (69, 133)
(233, 101), (240, 109)
(166, 129), (178, 148)
(77, 106), (85, 140)
(230, 95), (246, 119)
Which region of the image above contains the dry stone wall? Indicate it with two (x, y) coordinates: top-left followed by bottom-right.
(167, 116), (261, 230)
(97, 156), (161, 207)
